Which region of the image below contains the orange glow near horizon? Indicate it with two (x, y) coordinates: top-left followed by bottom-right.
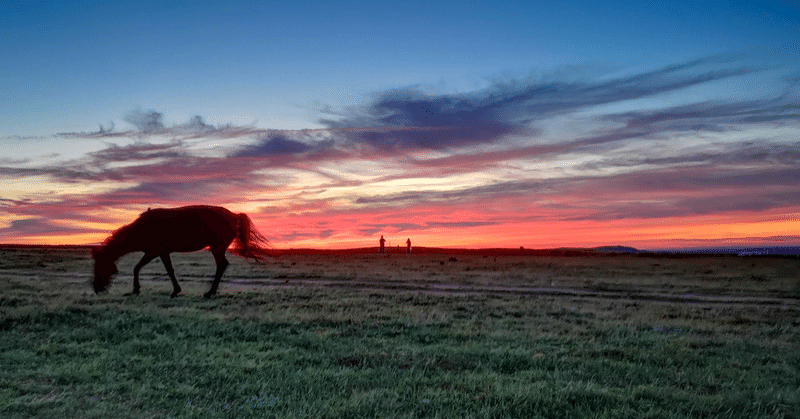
(7, 206), (796, 251)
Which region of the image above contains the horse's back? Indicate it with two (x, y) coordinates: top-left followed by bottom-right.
(136, 205), (239, 252)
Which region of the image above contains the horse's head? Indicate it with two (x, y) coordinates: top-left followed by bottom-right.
(91, 247), (117, 293)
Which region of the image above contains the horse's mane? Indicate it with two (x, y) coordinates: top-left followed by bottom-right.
(100, 212), (149, 251)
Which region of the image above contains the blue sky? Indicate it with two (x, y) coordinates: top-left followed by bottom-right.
(4, 1), (795, 135)
(1, 1), (799, 248)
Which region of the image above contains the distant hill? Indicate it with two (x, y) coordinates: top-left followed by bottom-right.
(659, 246), (800, 256)
(592, 246), (641, 253)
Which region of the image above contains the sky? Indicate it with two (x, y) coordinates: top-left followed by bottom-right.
(1, 0), (799, 250)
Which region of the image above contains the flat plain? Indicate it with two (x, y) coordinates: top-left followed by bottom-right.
(1, 246), (798, 418)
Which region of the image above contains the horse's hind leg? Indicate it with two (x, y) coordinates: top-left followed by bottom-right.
(160, 253), (182, 298)
(204, 247), (229, 298)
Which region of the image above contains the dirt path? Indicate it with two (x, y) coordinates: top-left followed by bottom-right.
(221, 276), (800, 307)
(4, 270), (798, 309)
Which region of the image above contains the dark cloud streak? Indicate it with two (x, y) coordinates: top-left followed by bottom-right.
(0, 217), (91, 238)
(123, 109), (165, 132)
(319, 57), (762, 151)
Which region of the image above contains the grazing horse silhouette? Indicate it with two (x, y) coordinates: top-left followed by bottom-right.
(92, 205), (269, 298)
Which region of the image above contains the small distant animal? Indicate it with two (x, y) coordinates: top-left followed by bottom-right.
(92, 205), (269, 298)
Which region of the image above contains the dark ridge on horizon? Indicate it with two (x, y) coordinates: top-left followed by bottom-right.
(3, 243), (799, 257)
(0, 244), (97, 250)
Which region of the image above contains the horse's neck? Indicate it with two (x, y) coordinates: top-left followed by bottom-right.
(103, 229), (142, 261)
(102, 240), (131, 261)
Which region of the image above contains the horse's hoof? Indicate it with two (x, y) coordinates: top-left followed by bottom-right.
(124, 291), (140, 296)
(170, 291), (181, 298)
(203, 292), (216, 299)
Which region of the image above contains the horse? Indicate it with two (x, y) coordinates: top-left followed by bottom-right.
(92, 205), (269, 298)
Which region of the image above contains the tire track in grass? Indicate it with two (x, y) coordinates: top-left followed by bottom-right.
(3, 271), (797, 308)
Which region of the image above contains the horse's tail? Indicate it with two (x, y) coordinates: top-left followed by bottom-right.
(231, 213), (271, 261)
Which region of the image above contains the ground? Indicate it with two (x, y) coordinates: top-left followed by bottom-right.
(1, 247), (798, 418)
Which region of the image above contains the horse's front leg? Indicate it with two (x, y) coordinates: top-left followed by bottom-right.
(129, 253), (157, 295)
(160, 253), (182, 298)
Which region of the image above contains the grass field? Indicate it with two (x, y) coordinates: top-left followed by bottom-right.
(1, 247), (799, 418)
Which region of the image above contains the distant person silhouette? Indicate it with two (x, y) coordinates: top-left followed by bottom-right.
(379, 235), (386, 254)
(406, 238), (411, 254)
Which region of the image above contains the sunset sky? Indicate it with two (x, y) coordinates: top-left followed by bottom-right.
(2, 1), (799, 249)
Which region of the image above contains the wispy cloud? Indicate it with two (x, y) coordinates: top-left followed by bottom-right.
(0, 217), (91, 239)
(318, 57), (761, 151)
(58, 110), (266, 140)
(123, 109), (165, 132)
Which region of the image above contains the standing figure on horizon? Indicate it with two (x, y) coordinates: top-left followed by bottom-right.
(379, 235), (386, 254)
(406, 238), (411, 254)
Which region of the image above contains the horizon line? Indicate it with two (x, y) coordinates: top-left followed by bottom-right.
(2, 243), (799, 255)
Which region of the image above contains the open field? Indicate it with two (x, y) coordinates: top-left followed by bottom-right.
(1, 246), (799, 418)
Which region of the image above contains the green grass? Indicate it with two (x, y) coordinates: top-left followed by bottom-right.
(1, 249), (799, 418)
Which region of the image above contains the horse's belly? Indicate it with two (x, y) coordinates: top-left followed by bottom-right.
(174, 244), (210, 253)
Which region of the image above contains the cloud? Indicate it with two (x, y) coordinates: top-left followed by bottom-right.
(606, 97), (800, 133)
(276, 229), (336, 242)
(573, 142), (800, 173)
(348, 147), (800, 222)
(231, 134), (313, 157)
(123, 109), (165, 132)
(58, 112), (267, 140)
(180, 115), (212, 131)
(319, 56), (760, 151)
(0, 217), (91, 239)
(320, 88), (521, 149)
(89, 140), (187, 164)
